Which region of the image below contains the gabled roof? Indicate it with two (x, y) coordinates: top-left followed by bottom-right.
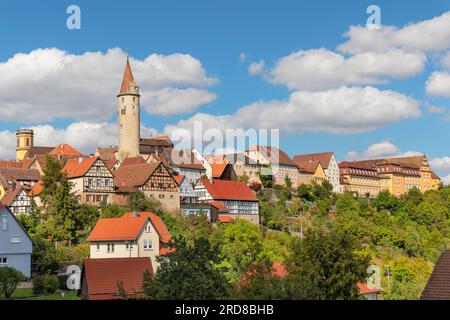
(0, 160), (24, 169)
(163, 149), (205, 170)
(421, 250), (450, 300)
(120, 156), (146, 167)
(88, 211), (171, 244)
(431, 171), (441, 180)
(29, 181), (43, 197)
(297, 160), (322, 174)
(247, 145), (297, 167)
(293, 152), (334, 169)
(49, 144), (82, 156)
(211, 162), (228, 178)
(218, 215), (234, 223)
(24, 146), (55, 158)
(199, 179), (258, 202)
(62, 157), (100, 179)
(0, 168), (41, 190)
(114, 162), (161, 188)
(0, 205), (33, 244)
(1, 186), (25, 206)
(173, 175), (185, 185)
(82, 257), (153, 300)
(210, 201), (228, 213)
(96, 147), (118, 161)
(357, 283), (383, 295)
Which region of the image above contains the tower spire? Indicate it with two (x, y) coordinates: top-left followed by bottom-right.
(118, 56), (138, 96)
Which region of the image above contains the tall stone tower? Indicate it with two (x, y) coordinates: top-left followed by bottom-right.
(16, 129), (34, 161)
(117, 57), (140, 161)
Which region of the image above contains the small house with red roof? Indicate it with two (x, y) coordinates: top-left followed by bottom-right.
(87, 211), (171, 272)
(80, 257), (153, 300)
(194, 179), (259, 224)
(0, 186), (32, 216)
(62, 156), (115, 206)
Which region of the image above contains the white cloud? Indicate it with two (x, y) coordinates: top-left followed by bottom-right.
(339, 12), (450, 54)
(0, 122), (158, 159)
(239, 53), (247, 63)
(0, 48), (217, 123)
(269, 48), (425, 91)
(248, 60), (266, 76)
(346, 140), (422, 160)
(426, 71), (450, 97)
(142, 88), (216, 116)
(164, 86), (421, 142)
(431, 157), (450, 185)
(441, 51), (450, 69)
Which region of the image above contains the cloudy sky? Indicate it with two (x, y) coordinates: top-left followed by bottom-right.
(0, 0), (449, 183)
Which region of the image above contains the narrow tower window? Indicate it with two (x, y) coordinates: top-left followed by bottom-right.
(121, 107), (126, 115)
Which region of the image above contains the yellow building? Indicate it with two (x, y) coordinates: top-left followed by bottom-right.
(297, 160), (326, 186)
(339, 162), (380, 197)
(339, 155), (441, 197)
(16, 129), (34, 161)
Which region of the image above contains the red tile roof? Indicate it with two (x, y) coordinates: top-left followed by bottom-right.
(293, 152), (334, 169)
(247, 145), (297, 167)
(29, 181), (43, 196)
(210, 201), (229, 213)
(297, 160), (321, 174)
(218, 215), (234, 223)
(211, 163), (227, 178)
(82, 257), (153, 300)
(173, 175), (185, 185)
(114, 162), (161, 187)
(1, 186), (24, 206)
(200, 179), (258, 202)
(62, 157), (99, 178)
(120, 156), (146, 167)
(357, 283), (383, 295)
(88, 211), (171, 244)
(49, 144), (82, 156)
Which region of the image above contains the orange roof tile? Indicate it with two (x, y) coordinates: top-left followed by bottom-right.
(173, 175), (185, 185)
(120, 156), (146, 167)
(114, 162), (161, 187)
(82, 258), (153, 300)
(297, 160), (321, 174)
(218, 215), (234, 223)
(293, 152), (334, 169)
(49, 144), (82, 156)
(122, 211), (171, 243)
(211, 163), (228, 178)
(357, 282), (383, 295)
(200, 179), (258, 202)
(62, 156), (98, 178)
(29, 181), (43, 196)
(210, 201), (229, 213)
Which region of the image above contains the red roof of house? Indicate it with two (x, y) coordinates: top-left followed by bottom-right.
(62, 157), (99, 178)
(88, 211), (171, 244)
(293, 152), (334, 169)
(114, 162), (161, 188)
(210, 201), (229, 213)
(200, 179), (258, 202)
(1, 186), (24, 206)
(211, 163), (228, 178)
(82, 257), (153, 300)
(49, 144), (82, 156)
(29, 181), (43, 196)
(120, 156), (146, 167)
(357, 282), (383, 295)
(218, 215), (234, 223)
(173, 175), (185, 185)
(297, 160), (321, 174)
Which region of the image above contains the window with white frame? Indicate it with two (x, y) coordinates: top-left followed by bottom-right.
(10, 235), (21, 244)
(144, 239), (153, 250)
(0, 257), (7, 264)
(1, 215), (7, 231)
(107, 243), (114, 253)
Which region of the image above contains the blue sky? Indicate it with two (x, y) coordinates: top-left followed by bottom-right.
(0, 0), (449, 180)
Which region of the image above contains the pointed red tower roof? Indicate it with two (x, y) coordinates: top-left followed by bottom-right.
(118, 57), (138, 96)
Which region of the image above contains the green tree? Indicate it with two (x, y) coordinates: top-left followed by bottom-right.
(231, 259), (288, 300)
(0, 267), (24, 298)
(100, 203), (128, 218)
(146, 236), (230, 299)
(285, 229), (370, 300)
(218, 220), (263, 283)
(127, 191), (163, 213)
(259, 164), (274, 188)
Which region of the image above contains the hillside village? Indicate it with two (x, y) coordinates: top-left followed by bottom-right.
(0, 59), (447, 300)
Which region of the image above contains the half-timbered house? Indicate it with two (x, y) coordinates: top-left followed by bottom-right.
(1, 186), (32, 216)
(62, 157), (115, 206)
(113, 161), (180, 213)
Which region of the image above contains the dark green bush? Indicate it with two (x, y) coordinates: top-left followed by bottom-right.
(45, 274), (59, 293)
(32, 276), (45, 294)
